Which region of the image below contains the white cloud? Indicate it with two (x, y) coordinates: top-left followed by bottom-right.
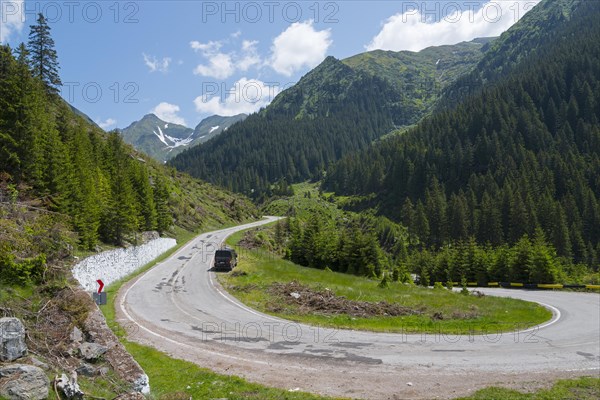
(191, 38), (262, 79)
(151, 102), (186, 126)
(143, 53), (172, 73)
(191, 40), (222, 54)
(96, 118), (117, 131)
(191, 40), (233, 79)
(238, 40), (261, 71)
(194, 78), (280, 116)
(242, 40), (258, 52)
(0, 0), (25, 43)
(270, 20), (332, 76)
(193, 52), (235, 79)
(366, 1), (541, 52)
(192, 23), (332, 80)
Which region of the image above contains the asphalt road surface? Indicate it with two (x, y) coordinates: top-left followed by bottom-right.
(117, 217), (600, 399)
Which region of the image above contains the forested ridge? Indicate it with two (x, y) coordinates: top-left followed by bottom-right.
(323, 0), (600, 271)
(346, 38), (490, 120)
(263, 182), (596, 288)
(0, 15), (255, 285)
(169, 56), (397, 196)
(169, 40), (485, 197)
(440, 0), (584, 109)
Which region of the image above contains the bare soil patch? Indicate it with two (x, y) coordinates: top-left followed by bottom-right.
(266, 281), (423, 318)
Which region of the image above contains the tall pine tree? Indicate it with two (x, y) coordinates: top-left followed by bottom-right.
(27, 13), (62, 94)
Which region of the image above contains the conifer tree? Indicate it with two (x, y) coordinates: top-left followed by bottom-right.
(511, 235), (533, 283)
(0, 46), (21, 176)
(15, 43), (30, 68)
(414, 201), (430, 246)
(530, 228), (557, 283)
(153, 175), (172, 234)
(553, 205), (572, 258)
(27, 13), (62, 93)
(401, 197), (416, 244)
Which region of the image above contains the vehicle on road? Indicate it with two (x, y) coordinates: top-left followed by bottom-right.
(214, 248), (237, 271)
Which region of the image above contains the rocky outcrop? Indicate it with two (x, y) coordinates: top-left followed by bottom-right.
(132, 374), (150, 394)
(78, 342), (108, 361)
(0, 318), (27, 362)
(0, 364), (49, 400)
(83, 309), (150, 393)
(26, 356), (49, 371)
(75, 362), (97, 377)
(70, 327), (83, 344)
(55, 372), (84, 399)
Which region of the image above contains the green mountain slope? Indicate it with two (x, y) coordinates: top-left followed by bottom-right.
(323, 0), (600, 267)
(0, 43), (256, 257)
(68, 103), (101, 128)
(120, 114), (193, 161)
(170, 56), (399, 197)
(441, 0), (584, 107)
(0, 33), (257, 396)
(343, 38), (491, 123)
(192, 113), (247, 144)
(169, 41), (486, 196)
(120, 113), (246, 162)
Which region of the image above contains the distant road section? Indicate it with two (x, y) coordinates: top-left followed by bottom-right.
(117, 218), (600, 399)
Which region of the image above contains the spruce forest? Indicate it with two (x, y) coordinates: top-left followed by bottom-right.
(169, 57), (399, 196)
(0, 15), (254, 285)
(173, 0), (599, 285)
(2, 2), (599, 399)
(2, 1), (599, 288)
(321, 0), (600, 282)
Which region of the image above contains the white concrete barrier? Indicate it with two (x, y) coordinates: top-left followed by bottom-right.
(72, 238), (177, 292)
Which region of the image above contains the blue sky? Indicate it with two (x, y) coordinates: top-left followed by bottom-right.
(1, 0), (540, 129)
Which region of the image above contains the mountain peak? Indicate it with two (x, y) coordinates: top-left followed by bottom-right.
(120, 113), (247, 162)
(141, 113), (162, 121)
(312, 55), (345, 72)
(140, 113), (189, 129)
(321, 55), (339, 64)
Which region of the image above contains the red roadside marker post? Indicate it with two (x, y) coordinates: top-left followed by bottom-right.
(93, 279), (107, 305)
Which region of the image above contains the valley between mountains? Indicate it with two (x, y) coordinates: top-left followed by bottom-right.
(1, 0), (599, 399)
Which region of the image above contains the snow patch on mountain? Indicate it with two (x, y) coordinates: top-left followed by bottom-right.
(153, 125), (195, 149)
(165, 133), (195, 148)
(209, 126), (220, 134)
(153, 126), (170, 147)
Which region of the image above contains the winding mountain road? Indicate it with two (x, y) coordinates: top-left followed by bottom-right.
(117, 218), (600, 399)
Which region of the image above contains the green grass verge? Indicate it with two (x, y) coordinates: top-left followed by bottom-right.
(123, 341), (333, 399)
(458, 377), (600, 399)
(99, 223), (332, 399)
(220, 231), (552, 334)
(264, 182), (344, 220)
(75, 369), (132, 399)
